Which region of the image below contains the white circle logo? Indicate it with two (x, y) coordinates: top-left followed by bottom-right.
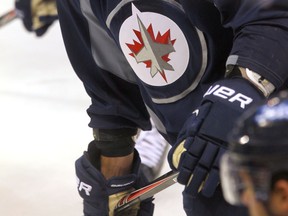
(119, 4), (189, 86)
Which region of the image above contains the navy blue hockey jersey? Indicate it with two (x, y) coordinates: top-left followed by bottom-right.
(56, 0), (288, 215)
(56, 0), (288, 144)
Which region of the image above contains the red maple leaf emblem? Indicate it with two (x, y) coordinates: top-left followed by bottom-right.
(126, 24), (176, 82)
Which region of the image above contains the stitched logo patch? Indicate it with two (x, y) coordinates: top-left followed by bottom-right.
(119, 4), (189, 86)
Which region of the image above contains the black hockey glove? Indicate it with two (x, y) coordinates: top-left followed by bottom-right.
(168, 77), (265, 198)
(15, 0), (58, 36)
(76, 141), (154, 216)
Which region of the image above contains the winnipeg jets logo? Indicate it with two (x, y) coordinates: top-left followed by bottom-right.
(127, 15), (175, 82)
(119, 4), (189, 86)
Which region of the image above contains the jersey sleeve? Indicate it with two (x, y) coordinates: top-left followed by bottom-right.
(214, 0), (288, 89)
(56, 0), (151, 130)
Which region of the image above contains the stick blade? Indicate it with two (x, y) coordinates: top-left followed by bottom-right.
(114, 170), (179, 214)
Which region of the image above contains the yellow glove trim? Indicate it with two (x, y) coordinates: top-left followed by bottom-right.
(172, 141), (187, 169)
(109, 189), (140, 216)
(239, 67), (275, 97)
(31, 0), (57, 30)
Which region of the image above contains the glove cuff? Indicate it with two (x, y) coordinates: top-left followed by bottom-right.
(201, 77), (264, 143)
(226, 66), (275, 97)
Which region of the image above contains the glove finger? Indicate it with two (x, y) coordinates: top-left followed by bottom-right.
(184, 165), (208, 197)
(200, 168), (220, 197)
(178, 153), (198, 184)
(197, 141), (218, 168)
(185, 136), (206, 155)
(39, 15), (58, 23)
(23, 20), (33, 32)
(200, 148), (226, 197)
(184, 142), (218, 196)
(35, 24), (51, 36)
(178, 167), (193, 185)
(177, 137), (207, 185)
(214, 148), (227, 169)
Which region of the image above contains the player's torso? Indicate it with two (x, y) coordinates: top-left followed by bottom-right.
(90, 0), (231, 94)
(87, 0), (233, 141)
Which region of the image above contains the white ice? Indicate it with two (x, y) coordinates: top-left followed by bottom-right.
(0, 1), (185, 215)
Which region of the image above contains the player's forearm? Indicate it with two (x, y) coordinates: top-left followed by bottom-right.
(215, 0), (288, 90)
(92, 128), (138, 179)
(101, 153), (134, 179)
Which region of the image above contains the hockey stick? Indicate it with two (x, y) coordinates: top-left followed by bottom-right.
(0, 10), (17, 28)
(114, 170), (179, 214)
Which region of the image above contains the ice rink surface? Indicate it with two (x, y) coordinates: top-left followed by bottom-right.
(0, 1), (185, 215)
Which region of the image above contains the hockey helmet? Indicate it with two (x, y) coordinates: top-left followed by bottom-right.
(220, 90), (288, 206)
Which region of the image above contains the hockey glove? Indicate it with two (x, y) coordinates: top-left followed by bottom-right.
(168, 77), (265, 198)
(76, 141), (154, 216)
(15, 0), (58, 36)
